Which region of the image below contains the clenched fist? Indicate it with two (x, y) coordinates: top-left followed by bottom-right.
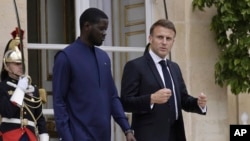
(150, 88), (172, 104)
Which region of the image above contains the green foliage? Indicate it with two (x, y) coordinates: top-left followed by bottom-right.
(192, 0), (250, 95)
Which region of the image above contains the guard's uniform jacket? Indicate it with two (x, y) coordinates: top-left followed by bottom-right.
(0, 76), (47, 141)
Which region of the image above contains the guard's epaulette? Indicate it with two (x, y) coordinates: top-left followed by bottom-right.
(39, 88), (47, 104)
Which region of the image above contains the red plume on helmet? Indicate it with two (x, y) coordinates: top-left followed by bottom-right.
(11, 27), (24, 49)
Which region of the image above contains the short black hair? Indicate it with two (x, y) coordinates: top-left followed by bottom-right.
(79, 8), (108, 30)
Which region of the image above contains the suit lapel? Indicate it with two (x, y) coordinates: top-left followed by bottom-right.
(145, 53), (165, 88)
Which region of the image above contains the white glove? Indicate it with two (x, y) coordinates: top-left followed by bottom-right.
(39, 133), (49, 141)
(10, 76), (29, 106)
(17, 76), (29, 91)
(25, 85), (35, 93)
(7, 82), (34, 93)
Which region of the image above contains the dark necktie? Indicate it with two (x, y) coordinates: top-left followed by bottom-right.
(159, 60), (176, 120)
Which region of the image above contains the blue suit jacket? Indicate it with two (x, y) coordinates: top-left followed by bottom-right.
(121, 52), (205, 141)
(53, 38), (130, 141)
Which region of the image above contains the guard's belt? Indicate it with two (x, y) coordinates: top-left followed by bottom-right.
(1, 117), (35, 127)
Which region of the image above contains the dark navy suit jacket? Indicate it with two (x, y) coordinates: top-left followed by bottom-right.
(53, 38), (130, 141)
(121, 52), (205, 141)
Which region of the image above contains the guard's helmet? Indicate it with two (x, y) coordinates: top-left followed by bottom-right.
(1, 28), (24, 81)
(3, 41), (22, 64)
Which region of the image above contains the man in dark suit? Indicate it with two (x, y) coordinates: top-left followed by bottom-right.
(121, 19), (207, 141)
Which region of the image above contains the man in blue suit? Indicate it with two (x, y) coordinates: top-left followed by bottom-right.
(52, 8), (136, 141)
(121, 19), (207, 141)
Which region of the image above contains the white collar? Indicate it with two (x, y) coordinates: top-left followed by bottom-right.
(149, 49), (168, 65)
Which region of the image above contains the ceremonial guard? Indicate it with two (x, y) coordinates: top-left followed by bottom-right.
(0, 28), (49, 141)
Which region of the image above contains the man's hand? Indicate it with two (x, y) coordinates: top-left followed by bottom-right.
(197, 92), (207, 108)
(126, 132), (136, 141)
(17, 76), (29, 91)
(150, 88), (172, 104)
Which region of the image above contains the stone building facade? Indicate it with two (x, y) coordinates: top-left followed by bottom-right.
(1, 0), (248, 141)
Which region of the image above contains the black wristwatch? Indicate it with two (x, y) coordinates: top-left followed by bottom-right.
(124, 129), (134, 136)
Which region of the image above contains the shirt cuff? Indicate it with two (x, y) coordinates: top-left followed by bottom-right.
(150, 104), (154, 109)
(199, 105), (207, 113)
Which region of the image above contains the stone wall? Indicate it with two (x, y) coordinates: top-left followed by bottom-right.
(1, 0), (247, 141)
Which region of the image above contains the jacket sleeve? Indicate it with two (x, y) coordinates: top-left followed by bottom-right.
(174, 63), (205, 114)
(0, 86), (19, 117)
(52, 52), (73, 140)
(120, 61), (152, 113)
(111, 80), (131, 132)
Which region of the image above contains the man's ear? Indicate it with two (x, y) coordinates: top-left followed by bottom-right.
(84, 22), (92, 31)
(148, 35), (152, 44)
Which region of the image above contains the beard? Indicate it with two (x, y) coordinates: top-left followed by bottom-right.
(89, 33), (103, 46)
